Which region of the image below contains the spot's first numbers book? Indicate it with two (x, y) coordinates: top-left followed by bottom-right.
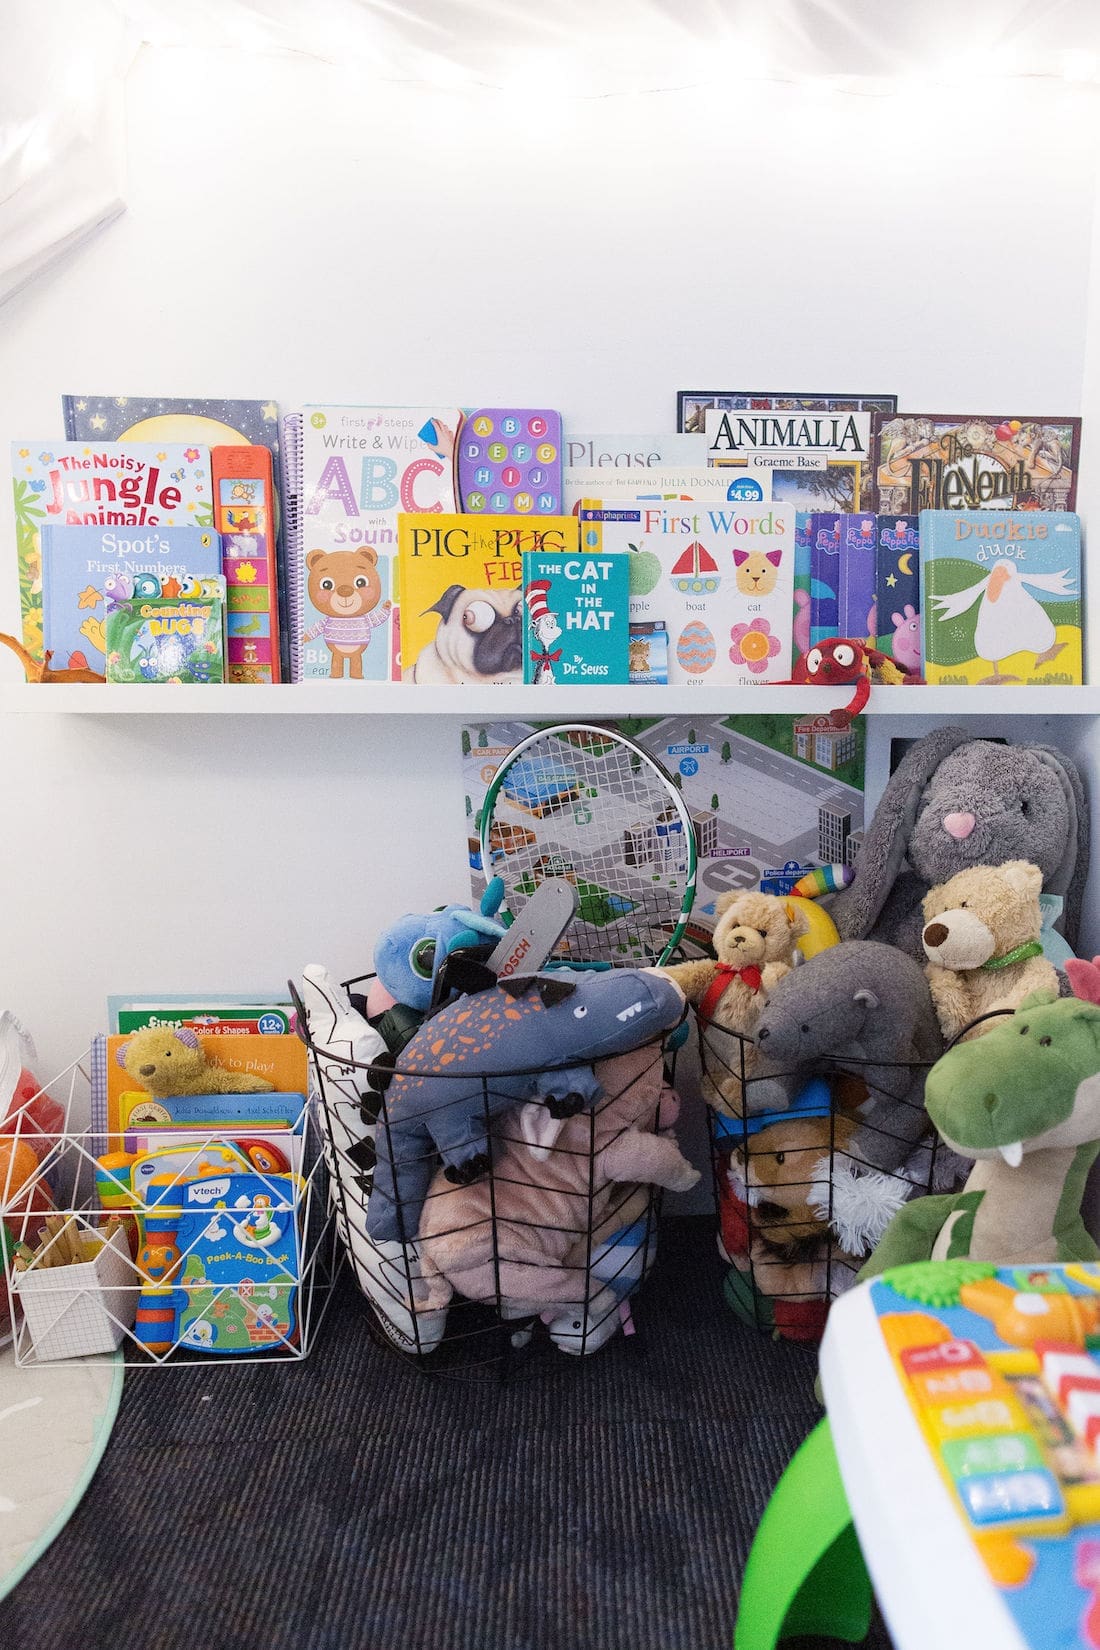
(521, 547), (630, 684)
(920, 509), (1082, 686)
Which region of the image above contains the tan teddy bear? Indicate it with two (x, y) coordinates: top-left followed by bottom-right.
(118, 1026), (275, 1097)
(661, 890), (807, 1116)
(921, 860), (1058, 1043)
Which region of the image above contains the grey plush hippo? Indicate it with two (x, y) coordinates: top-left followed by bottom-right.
(750, 941), (945, 1171)
(828, 727), (1088, 961)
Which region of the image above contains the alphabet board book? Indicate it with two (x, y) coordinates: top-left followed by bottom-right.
(676, 391), (897, 512)
(105, 582), (226, 684)
(293, 405), (463, 682)
(457, 409), (563, 514)
(12, 441), (213, 656)
(39, 524), (222, 675)
(873, 413), (1082, 513)
(874, 514), (921, 675)
(211, 445), (280, 683)
(397, 514), (578, 684)
(920, 508), (1082, 685)
(580, 501), (794, 687)
(521, 549), (629, 684)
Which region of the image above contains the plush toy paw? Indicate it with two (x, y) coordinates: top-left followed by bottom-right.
(443, 1150), (492, 1187)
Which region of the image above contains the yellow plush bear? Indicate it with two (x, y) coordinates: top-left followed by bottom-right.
(119, 1026), (275, 1097)
(921, 860), (1059, 1043)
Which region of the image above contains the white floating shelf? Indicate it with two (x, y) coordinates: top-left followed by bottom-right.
(0, 681), (1096, 716)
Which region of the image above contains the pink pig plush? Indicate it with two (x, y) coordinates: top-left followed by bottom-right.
(417, 1044), (699, 1315)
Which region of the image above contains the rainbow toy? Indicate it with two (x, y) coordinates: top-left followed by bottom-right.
(791, 864), (854, 898)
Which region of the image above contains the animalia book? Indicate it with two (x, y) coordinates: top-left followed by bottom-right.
(294, 405), (463, 682)
(105, 582), (226, 684)
(211, 445), (280, 683)
(920, 509), (1082, 685)
(39, 524), (222, 675)
(521, 548), (630, 684)
(11, 442), (213, 657)
(676, 392), (897, 512)
(873, 414), (1082, 513)
(397, 514), (578, 685)
(580, 501), (794, 687)
(874, 515), (921, 676)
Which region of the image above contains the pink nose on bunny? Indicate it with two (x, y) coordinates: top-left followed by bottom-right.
(943, 811), (977, 840)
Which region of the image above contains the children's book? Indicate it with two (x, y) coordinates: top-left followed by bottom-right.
(874, 515), (921, 676)
(873, 414), (1082, 513)
(11, 442), (213, 656)
(628, 621), (669, 683)
(108, 993), (295, 1035)
(457, 409), (563, 514)
(793, 513), (813, 663)
(808, 513), (840, 647)
(62, 395), (279, 456)
(565, 433), (704, 470)
(521, 547), (629, 684)
(170, 1170), (302, 1355)
(106, 1031), (309, 1149)
(211, 445), (280, 683)
(920, 509), (1082, 686)
(397, 514), (578, 684)
(580, 501), (794, 687)
(114, 1006), (295, 1036)
(293, 405), (463, 682)
(676, 392), (897, 512)
(836, 513), (878, 642)
(40, 524), (222, 675)
(105, 580), (226, 684)
(564, 465), (755, 513)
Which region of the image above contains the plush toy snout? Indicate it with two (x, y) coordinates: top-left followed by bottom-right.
(943, 811), (977, 841)
(922, 907), (996, 970)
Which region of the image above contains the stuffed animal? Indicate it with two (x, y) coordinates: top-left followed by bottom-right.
(827, 727), (1089, 960)
(751, 940), (944, 1170)
(366, 886), (509, 1055)
(365, 968), (686, 1244)
(862, 990), (1100, 1275)
(791, 637), (908, 725)
(660, 890), (808, 1116)
(921, 860), (1059, 1042)
(117, 1026), (274, 1096)
(417, 1045), (698, 1314)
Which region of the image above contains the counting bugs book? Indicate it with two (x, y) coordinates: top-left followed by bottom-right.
(397, 514), (578, 685)
(580, 502), (794, 687)
(40, 524), (222, 674)
(105, 581), (227, 684)
(293, 405), (463, 682)
(11, 442), (213, 657)
(521, 548), (630, 684)
(920, 509), (1082, 686)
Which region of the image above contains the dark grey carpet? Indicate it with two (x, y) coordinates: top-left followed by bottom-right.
(0, 1218), (891, 1650)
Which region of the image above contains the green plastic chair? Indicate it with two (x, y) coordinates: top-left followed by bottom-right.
(735, 1418), (872, 1650)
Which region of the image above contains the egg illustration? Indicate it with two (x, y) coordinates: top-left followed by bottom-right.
(676, 621), (717, 675)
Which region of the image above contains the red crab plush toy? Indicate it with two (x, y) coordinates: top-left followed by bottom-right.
(791, 638), (906, 726)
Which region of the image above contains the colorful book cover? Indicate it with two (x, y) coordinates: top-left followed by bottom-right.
(920, 509), (1082, 685)
(808, 513), (840, 647)
(105, 583), (226, 683)
(564, 465), (756, 513)
(40, 524), (222, 674)
(521, 548), (629, 684)
(628, 621), (669, 683)
(397, 514), (577, 684)
(212, 445), (279, 683)
(62, 396), (279, 456)
(172, 1170), (301, 1355)
(115, 1006), (295, 1036)
(106, 1031), (310, 1147)
(457, 409), (563, 513)
(836, 513), (878, 642)
(581, 501), (794, 687)
(676, 392), (897, 512)
(874, 515), (921, 676)
(12, 442), (213, 656)
(873, 414), (1081, 514)
(296, 405), (463, 682)
(108, 992), (295, 1035)
(793, 512), (813, 662)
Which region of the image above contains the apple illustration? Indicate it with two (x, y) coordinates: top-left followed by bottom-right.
(627, 543), (662, 595)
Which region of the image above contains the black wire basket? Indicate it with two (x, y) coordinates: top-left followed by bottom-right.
(292, 971), (688, 1376)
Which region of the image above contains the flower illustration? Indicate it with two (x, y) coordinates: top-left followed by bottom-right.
(184, 447), (200, 462)
(730, 618), (781, 674)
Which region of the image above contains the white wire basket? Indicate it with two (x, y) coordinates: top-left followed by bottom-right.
(0, 1053), (342, 1367)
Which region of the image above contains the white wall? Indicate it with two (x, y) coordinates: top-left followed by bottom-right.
(2, 47), (1099, 1098)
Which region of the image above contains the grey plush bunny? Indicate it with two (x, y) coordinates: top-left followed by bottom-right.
(829, 727), (1088, 960)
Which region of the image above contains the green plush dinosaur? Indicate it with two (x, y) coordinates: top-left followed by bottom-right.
(861, 989), (1100, 1278)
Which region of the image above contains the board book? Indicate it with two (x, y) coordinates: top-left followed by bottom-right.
(106, 1031), (309, 1149)
(293, 405), (463, 682)
(105, 582), (226, 684)
(563, 465), (754, 513)
(580, 501), (794, 687)
(62, 396), (280, 457)
(676, 391), (897, 512)
(114, 1006), (295, 1036)
(11, 442), (213, 656)
(808, 513), (840, 647)
(397, 514), (578, 684)
(836, 512), (878, 642)
(874, 514), (921, 676)
(873, 413), (1082, 514)
(108, 993), (295, 1035)
(920, 509), (1082, 686)
(212, 445), (280, 683)
(457, 409), (563, 514)
(521, 547), (630, 684)
(39, 523), (222, 676)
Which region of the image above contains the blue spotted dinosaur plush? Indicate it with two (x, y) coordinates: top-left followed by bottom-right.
(365, 968), (686, 1244)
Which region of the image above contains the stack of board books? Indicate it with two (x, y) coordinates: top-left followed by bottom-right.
(6, 393), (1085, 689)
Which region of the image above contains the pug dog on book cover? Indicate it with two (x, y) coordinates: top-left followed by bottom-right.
(410, 585), (524, 685)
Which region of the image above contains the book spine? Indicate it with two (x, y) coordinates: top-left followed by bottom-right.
(61, 396), (77, 441)
(279, 414), (304, 682)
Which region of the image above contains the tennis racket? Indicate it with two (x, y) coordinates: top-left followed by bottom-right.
(479, 723), (697, 966)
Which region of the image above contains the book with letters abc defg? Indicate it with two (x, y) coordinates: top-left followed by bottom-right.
(521, 546), (630, 684)
(397, 515), (578, 684)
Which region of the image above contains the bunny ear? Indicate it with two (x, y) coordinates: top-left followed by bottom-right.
(1065, 957), (1100, 1005)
